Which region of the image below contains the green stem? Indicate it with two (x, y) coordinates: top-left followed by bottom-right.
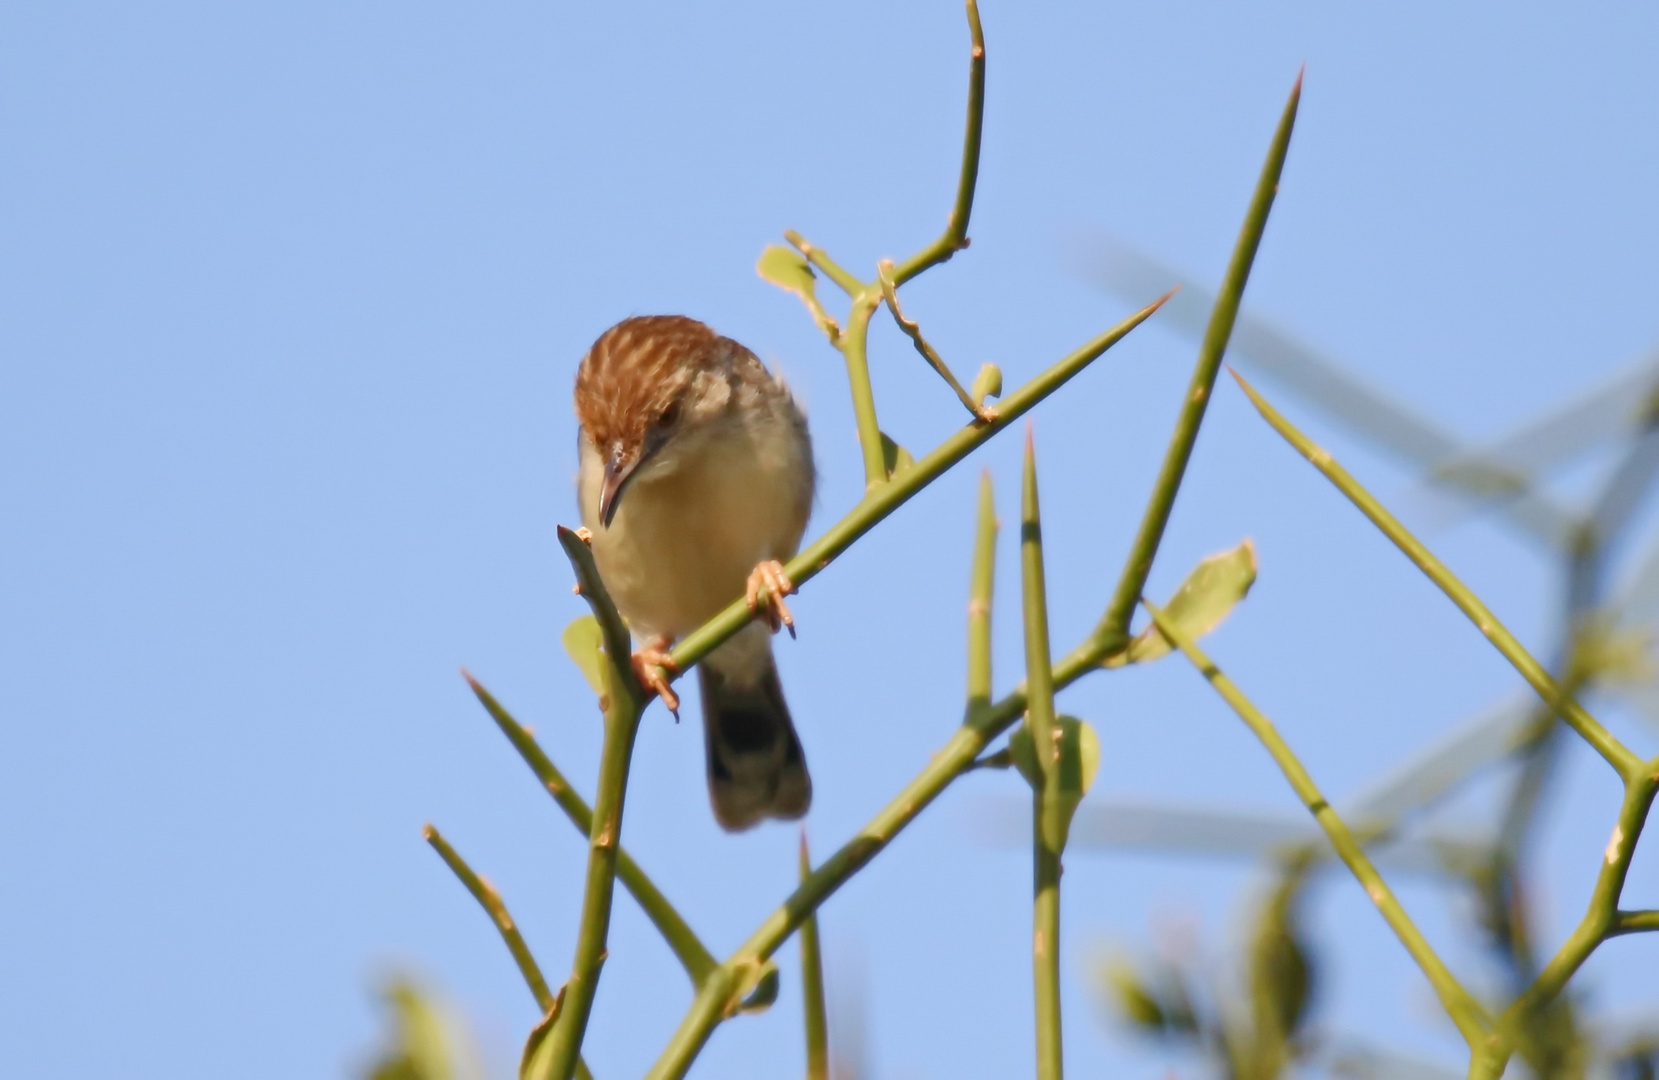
(1483, 426), (1650, 1026)
(560, 527), (636, 691)
(1483, 765), (1658, 1062)
(534, 529), (651, 1080)
(669, 295), (1168, 674)
(1022, 430), (1063, 852)
(1143, 598), (1489, 1048)
(1466, 1045), (1507, 1080)
(891, 0), (985, 286)
(1033, 832), (1063, 1080)
(423, 824), (555, 1013)
(1095, 70), (1302, 646)
(1231, 371), (1642, 782)
(464, 674), (718, 986)
(537, 696), (639, 1080)
(1610, 909), (1659, 936)
(879, 260), (989, 420)
(967, 470), (998, 714)
(841, 290), (889, 488)
(784, 230), (865, 297)
(1022, 431), (1064, 1080)
(799, 835), (829, 1080)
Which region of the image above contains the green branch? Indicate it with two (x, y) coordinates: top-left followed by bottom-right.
(840, 291), (889, 488)
(1472, 763), (1659, 1075)
(1021, 430), (1064, 856)
(531, 528), (651, 1080)
(463, 674), (718, 986)
(790, 0), (985, 486)
(560, 527), (637, 698)
(890, 0), (986, 286)
(1610, 909), (1659, 936)
(1032, 810), (1064, 1080)
(784, 230), (865, 297)
(799, 835), (829, 1080)
(1231, 370), (1641, 782)
(1095, 70), (1302, 646)
(879, 260), (992, 421)
(1022, 432), (1065, 1080)
(668, 295), (1167, 676)
(424, 824), (555, 1013)
(1142, 598), (1489, 1048)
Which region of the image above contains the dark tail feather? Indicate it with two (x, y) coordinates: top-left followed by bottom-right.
(699, 648), (811, 832)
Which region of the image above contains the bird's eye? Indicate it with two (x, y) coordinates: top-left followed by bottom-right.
(656, 402), (681, 428)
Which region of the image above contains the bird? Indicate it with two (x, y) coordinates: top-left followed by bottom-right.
(574, 315), (816, 831)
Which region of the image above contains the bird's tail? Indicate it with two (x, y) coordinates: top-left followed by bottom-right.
(698, 623), (810, 832)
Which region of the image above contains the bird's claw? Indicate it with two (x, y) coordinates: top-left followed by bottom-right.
(630, 637), (680, 717)
(745, 560), (797, 639)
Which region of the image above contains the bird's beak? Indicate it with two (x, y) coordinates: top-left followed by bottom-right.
(599, 449), (637, 529)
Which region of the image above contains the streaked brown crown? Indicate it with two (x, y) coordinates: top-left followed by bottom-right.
(574, 315), (730, 449)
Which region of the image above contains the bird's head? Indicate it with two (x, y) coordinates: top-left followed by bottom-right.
(574, 315), (742, 527)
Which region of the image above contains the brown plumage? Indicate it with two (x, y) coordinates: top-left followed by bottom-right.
(573, 315), (816, 831)
(574, 316), (720, 451)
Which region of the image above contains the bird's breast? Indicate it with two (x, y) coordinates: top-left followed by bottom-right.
(579, 418), (812, 639)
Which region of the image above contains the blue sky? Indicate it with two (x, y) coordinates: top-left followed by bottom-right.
(3, 2), (1658, 1077)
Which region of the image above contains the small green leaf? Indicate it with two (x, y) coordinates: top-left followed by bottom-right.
(970, 362), (1003, 408)
(756, 244), (817, 298)
(1578, 621), (1655, 686)
(561, 615), (605, 696)
(1249, 889), (1314, 1041)
(1254, 924), (1312, 1040)
(1007, 722), (1040, 789)
(1101, 959), (1167, 1031)
(518, 1001), (559, 1080)
(736, 961), (781, 1015)
(1107, 539), (1257, 667)
(365, 978), (463, 1080)
(757, 245), (839, 340)
(1007, 714), (1099, 846)
(724, 957), (781, 1017)
(1059, 714), (1100, 802)
(880, 431), (915, 480)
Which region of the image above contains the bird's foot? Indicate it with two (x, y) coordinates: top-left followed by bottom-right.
(630, 635), (681, 717)
(745, 560), (797, 639)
